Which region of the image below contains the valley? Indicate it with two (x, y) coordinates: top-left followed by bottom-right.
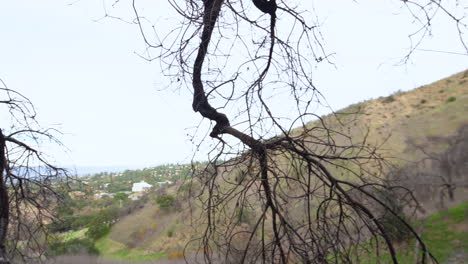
(47, 70), (468, 263)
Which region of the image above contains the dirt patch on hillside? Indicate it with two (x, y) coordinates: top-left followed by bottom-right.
(443, 252), (468, 264)
(448, 221), (468, 232)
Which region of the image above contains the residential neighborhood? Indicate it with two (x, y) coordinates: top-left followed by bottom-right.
(69, 163), (189, 202)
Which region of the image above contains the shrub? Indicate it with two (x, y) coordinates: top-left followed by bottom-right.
(235, 206), (254, 224)
(86, 221), (111, 241)
(71, 215), (93, 230)
(155, 194), (175, 210)
(167, 229), (174, 237)
(376, 189), (412, 243)
(380, 211), (412, 242)
(49, 214), (96, 233)
(447, 96), (456, 102)
(48, 216), (74, 233)
(114, 192), (129, 201)
(382, 95), (395, 104)
(48, 238), (98, 256)
(85, 208), (117, 240)
(420, 99), (427, 104)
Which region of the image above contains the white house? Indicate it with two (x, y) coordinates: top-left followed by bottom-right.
(158, 180), (173, 185)
(94, 191), (112, 200)
(132, 180), (153, 193)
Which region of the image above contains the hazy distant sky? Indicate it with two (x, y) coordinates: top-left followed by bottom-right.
(0, 0), (466, 168)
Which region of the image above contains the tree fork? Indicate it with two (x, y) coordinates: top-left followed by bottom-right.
(192, 0), (277, 140)
(192, 0), (230, 138)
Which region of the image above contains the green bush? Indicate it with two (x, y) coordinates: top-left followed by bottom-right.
(71, 215), (93, 230)
(447, 96), (456, 102)
(48, 238), (98, 256)
(376, 189), (412, 243)
(380, 211), (412, 243)
(114, 192), (129, 201)
(48, 216), (75, 233)
(87, 222), (111, 241)
(167, 229), (174, 237)
(48, 196), (79, 233)
(86, 208), (118, 240)
(235, 206), (254, 225)
(382, 95), (396, 104)
(420, 99), (427, 104)
(155, 194), (175, 210)
(49, 214), (96, 233)
(56, 200), (75, 217)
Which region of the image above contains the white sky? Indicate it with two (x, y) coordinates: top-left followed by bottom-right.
(0, 0), (466, 168)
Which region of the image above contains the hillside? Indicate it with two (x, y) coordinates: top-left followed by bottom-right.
(301, 70), (468, 163)
(50, 70), (468, 263)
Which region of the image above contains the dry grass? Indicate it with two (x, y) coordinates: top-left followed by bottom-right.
(94, 70), (468, 261)
(47, 254), (202, 264)
(109, 204), (159, 245)
(300, 69), (468, 165)
(107, 201), (195, 253)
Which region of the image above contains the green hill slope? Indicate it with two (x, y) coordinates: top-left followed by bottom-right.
(59, 70), (468, 262)
(301, 69), (468, 163)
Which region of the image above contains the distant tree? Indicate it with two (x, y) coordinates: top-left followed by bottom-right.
(48, 238), (98, 257)
(114, 192), (129, 208)
(115, 0), (466, 263)
(86, 208), (117, 240)
(405, 125), (468, 208)
(70, 215), (93, 231)
(114, 192), (129, 201)
(155, 194), (175, 211)
(0, 79), (70, 263)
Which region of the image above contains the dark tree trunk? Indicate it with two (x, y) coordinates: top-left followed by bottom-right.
(0, 129), (10, 264)
(448, 184), (455, 201)
(447, 162), (455, 202)
(443, 156), (455, 202)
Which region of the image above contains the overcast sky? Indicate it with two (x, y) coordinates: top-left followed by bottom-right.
(0, 0), (466, 169)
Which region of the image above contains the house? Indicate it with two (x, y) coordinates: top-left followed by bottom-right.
(158, 180), (173, 185)
(94, 191), (112, 200)
(114, 191), (132, 195)
(132, 180), (152, 193)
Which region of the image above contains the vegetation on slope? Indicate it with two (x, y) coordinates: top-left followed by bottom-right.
(358, 202), (468, 264)
(47, 70), (468, 262)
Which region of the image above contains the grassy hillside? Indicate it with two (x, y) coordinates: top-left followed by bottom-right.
(300, 70), (468, 164)
(51, 70), (468, 263)
(50, 202), (468, 263)
(358, 202), (468, 264)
